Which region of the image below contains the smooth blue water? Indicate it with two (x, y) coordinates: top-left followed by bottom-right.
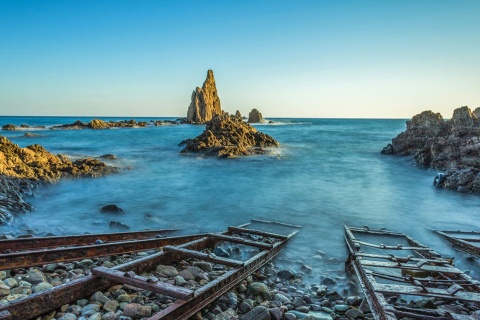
(1, 116), (479, 289)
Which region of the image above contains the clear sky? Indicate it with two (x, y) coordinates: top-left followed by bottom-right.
(0, 1), (479, 118)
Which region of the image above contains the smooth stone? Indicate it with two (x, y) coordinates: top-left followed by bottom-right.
(178, 270), (195, 281)
(88, 313), (103, 320)
(215, 308), (237, 320)
(0, 271), (7, 281)
(268, 307), (284, 320)
(76, 259), (94, 269)
(91, 291), (110, 304)
(3, 278), (18, 288)
(10, 286), (31, 295)
(346, 296), (363, 306)
(273, 293), (292, 304)
(295, 306), (310, 313)
(18, 281), (31, 288)
(81, 304), (101, 316)
(193, 261), (213, 272)
(334, 305), (349, 313)
(175, 275), (187, 286)
(155, 265), (178, 277)
(248, 282), (271, 300)
(213, 247), (229, 257)
(0, 284), (10, 297)
(58, 313), (78, 320)
(77, 299), (89, 307)
(100, 205), (124, 213)
(345, 308), (364, 319)
(25, 269), (47, 285)
(293, 297), (307, 308)
(278, 270), (295, 280)
(101, 311), (117, 320)
(103, 300), (119, 312)
(32, 282), (53, 293)
(123, 303), (152, 318)
(67, 305), (82, 315)
(241, 306), (270, 320)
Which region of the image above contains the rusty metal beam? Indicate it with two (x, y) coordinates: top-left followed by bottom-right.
(0, 234), (207, 270)
(92, 267), (193, 300)
(250, 219), (303, 229)
(207, 233), (272, 250)
(163, 246), (244, 267)
(227, 227), (287, 240)
(0, 228), (178, 252)
(359, 260), (463, 274)
(373, 283), (480, 302)
(435, 230), (480, 258)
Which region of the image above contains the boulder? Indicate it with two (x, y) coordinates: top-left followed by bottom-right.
(100, 204), (124, 213)
(248, 108), (265, 123)
(1, 124), (16, 131)
(186, 70), (222, 123)
(382, 106), (480, 194)
(180, 112), (279, 158)
(89, 119), (110, 129)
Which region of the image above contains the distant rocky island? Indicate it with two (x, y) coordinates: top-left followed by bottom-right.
(0, 136), (116, 224)
(181, 70), (279, 157)
(382, 106), (480, 194)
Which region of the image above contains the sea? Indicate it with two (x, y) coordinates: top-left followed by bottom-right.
(1, 116), (479, 291)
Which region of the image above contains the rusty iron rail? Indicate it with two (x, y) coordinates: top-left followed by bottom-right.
(0, 220), (301, 320)
(434, 230), (480, 258)
(345, 226), (480, 320)
(0, 228), (178, 252)
(0, 233), (207, 271)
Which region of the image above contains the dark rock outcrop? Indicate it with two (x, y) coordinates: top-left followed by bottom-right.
(0, 135), (117, 224)
(51, 119), (147, 130)
(383, 106), (480, 194)
(100, 204), (124, 213)
(180, 112), (279, 158)
(186, 70), (222, 124)
(247, 108), (265, 123)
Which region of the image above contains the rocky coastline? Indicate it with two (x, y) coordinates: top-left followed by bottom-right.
(0, 135), (117, 224)
(382, 106), (480, 194)
(180, 112), (279, 158)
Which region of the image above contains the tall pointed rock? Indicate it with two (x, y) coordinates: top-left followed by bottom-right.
(187, 70), (222, 123)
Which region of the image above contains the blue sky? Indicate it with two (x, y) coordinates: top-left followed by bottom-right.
(0, 1), (479, 118)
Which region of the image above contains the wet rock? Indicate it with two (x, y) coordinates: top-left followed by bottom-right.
(156, 265), (178, 277)
(123, 303), (152, 318)
(247, 108), (265, 123)
(248, 282), (271, 300)
(0, 283), (10, 297)
(81, 304), (101, 317)
(187, 70), (222, 124)
(91, 291), (110, 304)
(278, 270), (295, 280)
(215, 308), (237, 320)
(193, 261), (213, 272)
(268, 307), (283, 320)
(214, 247), (229, 257)
(346, 296), (362, 306)
(241, 306), (271, 320)
(180, 112), (279, 158)
(321, 278), (335, 286)
(33, 282), (53, 293)
(58, 313), (78, 320)
(100, 205), (124, 213)
(2, 124), (16, 130)
(89, 119), (110, 129)
(3, 278), (17, 288)
(108, 221), (130, 230)
(24, 269), (47, 285)
(345, 308), (364, 319)
(101, 311), (117, 320)
(273, 293), (292, 304)
(100, 154), (117, 160)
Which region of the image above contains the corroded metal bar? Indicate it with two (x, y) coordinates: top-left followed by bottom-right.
(0, 234), (207, 271)
(0, 229), (178, 252)
(227, 227), (287, 240)
(435, 230), (480, 258)
(92, 267), (193, 300)
(163, 246), (244, 267)
(250, 219), (303, 229)
(207, 233), (272, 250)
(373, 283), (480, 302)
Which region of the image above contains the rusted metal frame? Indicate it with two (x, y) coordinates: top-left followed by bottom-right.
(435, 230), (480, 258)
(163, 246), (244, 268)
(344, 234), (395, 320)
(359, 260), (463, 274)
(0, 234), (208, 271)
(0, 228), (177, 252)
(91, 267), (193, 300)
(0, 236), (214, 320)
(148, 234), (291, 320)
(250, 218), (303, 229)
(355, 252), (452, 265)
(227, 226), (287, 240)
(370, 270), (474, 286)
(347, 226), (403, 236)
(353, 240), (431, 251)
(373, 283), (480, 302)
(207, 233), (272, 250)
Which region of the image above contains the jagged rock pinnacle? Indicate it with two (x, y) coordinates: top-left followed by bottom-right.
(186, 70), (222, 123)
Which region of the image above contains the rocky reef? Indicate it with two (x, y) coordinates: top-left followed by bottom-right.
(186, 70), (222, 124)
(180, 112), (279, 158)
(247, 108), (265, 123)
(0, 135), (117, 224)
(382, 106), (480, 194)
(51, 119), (148, 130)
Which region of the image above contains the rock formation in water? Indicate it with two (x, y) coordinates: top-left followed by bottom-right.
(247, 108), (265, 123)
(51, 119), (148, 130)
(186, 70), (222, 124)
(179, 112), (279, 158)
(0, 135), (117, 224)
(382, 106), (480, 194)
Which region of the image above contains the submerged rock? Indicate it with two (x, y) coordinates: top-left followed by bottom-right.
(180, 112), (279, 158)
(186, 70), (222, 124)
(382, 106), (480, 194)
